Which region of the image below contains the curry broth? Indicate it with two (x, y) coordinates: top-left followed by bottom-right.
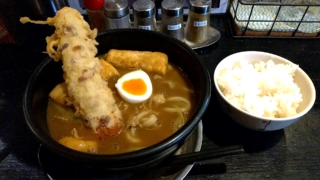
(47, 63), (195, 154)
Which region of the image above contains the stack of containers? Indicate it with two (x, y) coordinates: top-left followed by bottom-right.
(83, 0), (212, 44)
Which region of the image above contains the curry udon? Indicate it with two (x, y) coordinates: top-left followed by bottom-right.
(47, 63), (195, 154)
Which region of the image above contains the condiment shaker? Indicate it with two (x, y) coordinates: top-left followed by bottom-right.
(84, 0), (107, 32)
(104, 0), (131, 30)
(161, 0), (184, 41)
(185, 0), (211, 43)
(133, 0), (156, 31)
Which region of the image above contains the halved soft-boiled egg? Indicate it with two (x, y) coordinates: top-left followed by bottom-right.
(115, 70), (153, 103)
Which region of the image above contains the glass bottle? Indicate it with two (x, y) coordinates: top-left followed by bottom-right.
(84, 0), (107, 32)
(104, 0), (131, 30)
(185, 0), (211, 44)
(133, 0), (156, 31)
(161, 0), (184, 41)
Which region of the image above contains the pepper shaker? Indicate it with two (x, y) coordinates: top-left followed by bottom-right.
(185, 0), (211, 44)
(133, 0), (156, 31)
(161, 0), (184, 41)
(104, 0), (131, 30)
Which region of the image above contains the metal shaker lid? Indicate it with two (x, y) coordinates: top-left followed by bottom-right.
(104, 0), (129, 18)
(188, 0), (211, 14)
(133, 0), (155, 18)
(161, 0), (183, 17)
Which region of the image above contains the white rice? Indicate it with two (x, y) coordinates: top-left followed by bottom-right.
(217, 60), (302, 118)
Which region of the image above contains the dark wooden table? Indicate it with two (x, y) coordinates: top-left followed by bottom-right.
(0, 14), (319, 179)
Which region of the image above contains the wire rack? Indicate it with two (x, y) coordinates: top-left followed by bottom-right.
(228, 0), (320, 37)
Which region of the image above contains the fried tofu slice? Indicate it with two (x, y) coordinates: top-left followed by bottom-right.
(58, 136), (98, 153)
(49, 82), (68, 105)
(99, 59), (119, 80)
(105, 49), (169, 75)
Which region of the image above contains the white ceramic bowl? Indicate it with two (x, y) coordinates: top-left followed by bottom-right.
(213, 51), (316, 131)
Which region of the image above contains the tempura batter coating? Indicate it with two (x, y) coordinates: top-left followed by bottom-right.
(105, 49), (169, 75)
(21, 7), (123, 138)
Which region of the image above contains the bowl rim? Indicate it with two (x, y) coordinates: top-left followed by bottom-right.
(213, 51), (316, 122)
(22, 29), (212, 163)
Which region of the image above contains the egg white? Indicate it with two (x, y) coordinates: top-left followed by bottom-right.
(115, 70), (153, 104)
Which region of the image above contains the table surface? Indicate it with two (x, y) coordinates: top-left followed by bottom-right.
(0, 14), (319, 180)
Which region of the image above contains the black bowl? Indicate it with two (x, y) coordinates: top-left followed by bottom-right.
(23, 29), (211, 173)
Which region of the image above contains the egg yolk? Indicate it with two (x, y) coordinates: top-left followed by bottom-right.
(122, 78), (147, 95)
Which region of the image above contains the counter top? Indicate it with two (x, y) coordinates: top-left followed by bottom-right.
(0, 14), (319, 179)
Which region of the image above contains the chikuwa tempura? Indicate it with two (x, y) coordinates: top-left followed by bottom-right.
(21, 7), (123, 138)
(21, 7), (196, 154)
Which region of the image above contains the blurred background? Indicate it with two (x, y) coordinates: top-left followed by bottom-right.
(0, 0), (228, 45)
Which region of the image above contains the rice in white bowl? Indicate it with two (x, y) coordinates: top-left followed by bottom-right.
(217, 60), (303, 118)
